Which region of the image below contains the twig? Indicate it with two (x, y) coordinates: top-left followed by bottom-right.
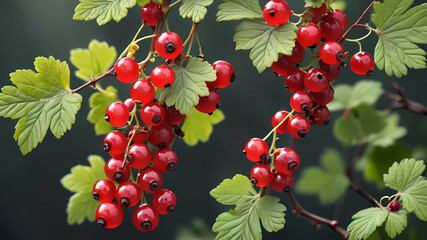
(383, 81), (427, 117)
(338, 0), (376, 43)
(287, 191), (349, 239)
(71, 68), (115, 93)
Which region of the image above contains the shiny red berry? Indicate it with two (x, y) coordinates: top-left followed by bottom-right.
(333, 9), (348, 28)
(271, 110), (290, 134)
(319, 41), (345, 65)
(274, 147), (300, 174)
(163, 104), (186, 125)
(141, 2), (162, 25)
(320, 13), (345, 41)
(130, 79), (155, 104)
(244, 138), (269, 162)
(270, 172), (294, 193)
(96, 202), (123, 229)
(310, 85), (335, 105)
(207, 60), (235, 89)
(297, 23), (322, 48)
(92, 179), (116, 203)
(114, 57), (140, 83)
(195, 89), (220, 115)
(287, 115), (311, 138)
(126, 143), (152, 169)
(105, 102), (129, 127)
(304, 68), (329, 92)
(272, 55), (295, 77)
(389, 201), (400, 212)
(140, 102), (165, 126)
(128, 127), (149, 143)
(132, 204), (160, 232)
(309, 3), (327, 17)
(285, 69), (306, 92)
(123, 98), (135, 111)
(263, 0), (291, 26)
(155, 32), (183, 59)
(116, 181), (142, 208)
(138, 168), (163, 193)
(319, 59), (341, 81)
(148, 123), (174, 148)
(153, 189), (177, 215)
(103, 131), (128, 156)
(105, 156), (131, 183)
(150, 65), (176, 88)
(350, 52), (375, 75)
(283, 42), (306, 64)
(312, 105), (330, 126)
(250, 164), (274, 187)
(290, 91), (313, 113)
(153, 147), (178, 172)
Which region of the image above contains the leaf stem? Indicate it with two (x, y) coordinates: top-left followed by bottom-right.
(71, 68), (115, 93)
(338, 0), (377, 43)
(183, 22), (199, 48)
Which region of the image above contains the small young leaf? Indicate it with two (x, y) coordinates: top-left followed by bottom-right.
(234, 20), (297, 73)
(400, 177), (427, 221)
(136, 0), (150, 7)
(257, 196), (286, 232)
(73, 0), (137, 26)
(181, 108), (225, 146)
(0, 56), (82, 155)
(304, 0), (327, 8)
(347, 208), (388, 240)
(367, 114), (407, 147)
(296, 149), (350, 204)
(210, 174), (257, 206)
(87, 86), (119, 135)
(179, 0), (213, 23)
(383, 158), (425, 192)
(70, 40), (117, 81)
(66, 192), (100, 225)
(217, 0), (263, 22)
(159, 58), (216, 115)
(372, 0), (427, 77)
(385, 210), (407, 238)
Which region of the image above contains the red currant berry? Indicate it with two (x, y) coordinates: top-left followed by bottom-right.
(271, 110), (290, 134)
(244, 138), (269, 162)
(320, 13), (345, 41)
(350, 52), (375, 75)
(319, 41), (345, 65)
(304, 68), (329, 92)
(297, 23), (322, 48)
(309, 3), (327, 17)
(287, 115), (311, 138)
(272, 55), (295, 77)
(128, 127), (149, 143)
(195, 89), (220, 115)
(263, 0), (291, 26)
(389, 201), (400, 212)
(274, 147), (300, 174)
(141, 2), (162, 25)
(148, 123), (174, 148)
(130, 79), (155, 104)
(132, 204), (160, 232)
(312, 105), (330, 126)
(105, 156), (131, 183)
(138, 168), (163, 193)
(116, 181), (142, 208)
(140, 102), (165, 126)
(285, 69), (306, 92)
(126, 143), (152, 169)
(123, 98), (135, 111)
(309, 85), (335, 105)
(153, 189), (177, 215)
(250, 164), (274, 187)
(92, 179), (116, 203)
(114, 57), (140, 83)
(150, 65), (176, 88)
(153, 147), (178, 172)
(103, 131), (128, 156)
(105, 102), (129, 127)
(283, 42), (306, 64)
(207, 60), (235, 89)
(333, 9), (348, 28)
(270, 172), (294, 193)
(155, 32), (183, 59)
(290, 91), (313, 113)
(96, 202), (123, 229)
(163, 104), (186, 125)
(319, 59), (340, 81)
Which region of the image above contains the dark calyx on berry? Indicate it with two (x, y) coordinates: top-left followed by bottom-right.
(301, 103), (309, 112)
(149, 181), (160, 191)
(283, 186), (291, 192)
(167, 162), (177, 171)
(317, 73), (323, 79)
(165, 42), (176, 54)
(157, 142), (166, 148)
(126, 154), (134, 164)
(121, 197), (130, 207)
(324, 119), (329, 125)
(260, 153), (267, 160)
(250, 177), (258, 185)
(167, 205), (175, 213)
(297, 130), (307, 137)
(141, 220), (152, 230)
(216, 103), (220, 109)
(164, 83), (171, 88)
(104, 114), (110, 122)
(98, 217), (107, 228)
(152, 115), (162, 124)
(367, 69), (373, 75)
(336, 51), (345, 61)
(113, 172), (124, 182)
(308, 44), (317, 49)
(269, 11), (275, 17)
(288, 161), (298, 171)
(92, 192), (100, 201)
(174, 127), (185, 138)
(242, 150), (247, 155)
(230, 73), (236, 82)
(103, 142), (111, 152)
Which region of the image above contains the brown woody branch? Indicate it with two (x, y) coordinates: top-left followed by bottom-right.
(383, 81), (427, 117)
(338, 0), (376, 43)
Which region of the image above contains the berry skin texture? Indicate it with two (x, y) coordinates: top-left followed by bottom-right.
(141, 2), (162, 25)
(138, 168), (163, 193)
(320, 13), (345, 41)
(150, 65), (176, 88)
(103, 131), (128, 156)
(96, 202), (124, 229)
(263, 0), (291, 26)
(128, 127), (149, 143)
(285, 69), (306, 92)
(140, 102), (165, 126)
(132, 204), (160, 232)
(250, 164), (274, 187)
(244, 138), (269, 162)
(312, 105), (330, 126)
(319, 60), (340, 81)
(114, 57), (140, 83)
(92, 179), (117, 203)
(153, 189), (177, 215)
(130, 79), (155, 104)
(310, 85), (335, 105)
(272, 55), (295, 77)
(163, 104), (186, 125)
(208, 60), (235, 89)
(333, 9), (348, 28)
(350, 52), (375, 75)
(319, 41), (345, 65)
(148, 123), (175, 148)
(155, 32), (183, 60)
(116, 181), (142, 208)
(389, 201), (400, 212)
(290, 91), (313, 113)
(297, 23), (322, 48)
(287, 115), (311, 138)
(283, 42), (306, 64)
(126, 143), (152, 169)
(123, 98), (135, 111)
(274, 148), (300, 174)
(105, 156), (131, 183)
(270, 172), (294, 193)
(105, 102), (129, 127)
(153, 147), (178, 172)
(195, 89), (220, 115)
(304, 68), (329, 93)
(271, 110), (290, 134)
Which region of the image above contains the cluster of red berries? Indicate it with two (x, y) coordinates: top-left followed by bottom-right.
(91, 2), (235, 231)
(243, 1), (377, 192)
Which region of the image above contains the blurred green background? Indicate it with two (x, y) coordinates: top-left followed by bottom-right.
(0, 0), (426, 239)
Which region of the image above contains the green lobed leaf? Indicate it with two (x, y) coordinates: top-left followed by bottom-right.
(347, 208), (388, 240)
(66, 192), (100, 225)
(367, 114), (407, 147)
(296, 149), (350, 204)
(159, 58), (216, 115)
(0, 56), (82, 155)
(400, 177), (427, 221)
(87, 86), (119, 135)
(304, 0), (327, 8)
(73, 0), (137, 26)
(136, 0), (150, 7)
(257, 196), (286, 232)
(70, 40), (117, 81)
(179, 0), (213, 23)
(383, 158), (425, 192)
(181, 108), (225, 146)
(372, 0), (427, 77)
(210, 174), (257, 206)
(234, 20), (297, 73)
(217, 0), (263, 22)
(385, 210), (407, 238)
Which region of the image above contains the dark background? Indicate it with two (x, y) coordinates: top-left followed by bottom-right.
(0, 0), (426, 239)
